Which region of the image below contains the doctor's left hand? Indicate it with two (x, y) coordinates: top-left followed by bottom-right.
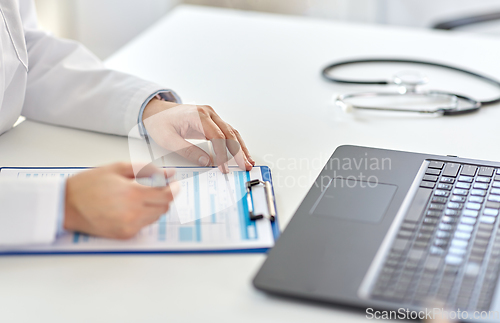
(64, 163), (180, 239)
(142, 99), (255, 173)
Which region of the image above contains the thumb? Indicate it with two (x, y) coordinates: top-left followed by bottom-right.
(169, 136), (212, 167)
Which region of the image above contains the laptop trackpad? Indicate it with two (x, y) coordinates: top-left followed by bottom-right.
(310, 178), (397, 223)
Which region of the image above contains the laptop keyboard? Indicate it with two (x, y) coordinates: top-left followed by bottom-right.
(371, 160), (500, 311)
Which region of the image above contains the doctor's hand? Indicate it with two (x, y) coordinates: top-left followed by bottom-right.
(63, 162), (179, 239)
(142, 99), (255, 173)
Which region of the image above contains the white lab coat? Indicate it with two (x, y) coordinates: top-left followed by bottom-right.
(0, 0), (176, 245)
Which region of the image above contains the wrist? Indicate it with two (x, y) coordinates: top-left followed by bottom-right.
(142, 98), (179, 122)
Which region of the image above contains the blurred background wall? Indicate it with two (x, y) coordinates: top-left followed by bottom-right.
(33, 0), (500, 60)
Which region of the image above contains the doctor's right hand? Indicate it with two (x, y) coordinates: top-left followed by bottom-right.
(142, 100), (255, 174)
(63, 162), (179, 239)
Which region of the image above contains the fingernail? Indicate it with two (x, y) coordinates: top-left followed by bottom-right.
(198, 156), (210, 166)
(248, 156), (255, 164)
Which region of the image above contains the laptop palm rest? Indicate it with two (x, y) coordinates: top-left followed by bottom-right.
(310, 178), (398, 223)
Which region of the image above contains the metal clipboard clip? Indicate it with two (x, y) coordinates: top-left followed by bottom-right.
(245, 179), (276, 222)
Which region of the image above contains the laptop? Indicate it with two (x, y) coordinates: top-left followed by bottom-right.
(253, 145), (500, 321)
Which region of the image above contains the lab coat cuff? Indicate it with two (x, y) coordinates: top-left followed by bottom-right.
(137, 89), (182, 137)
(0, 178), (64, 246)
(125, 85), (181, 139)
(56, 178), (68, 236)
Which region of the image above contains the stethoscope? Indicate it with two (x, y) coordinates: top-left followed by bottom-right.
(321, 58), (500, 116)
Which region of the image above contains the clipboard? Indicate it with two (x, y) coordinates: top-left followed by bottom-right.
(0, 165), (279, 255)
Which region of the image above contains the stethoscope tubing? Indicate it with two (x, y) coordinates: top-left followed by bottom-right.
(322, 58), (500, 107)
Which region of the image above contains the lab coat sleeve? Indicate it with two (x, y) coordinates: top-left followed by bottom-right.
(18, 0), (178, 136)
(0, 178), (64, 246)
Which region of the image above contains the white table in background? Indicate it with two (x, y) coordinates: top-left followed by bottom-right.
(1, 5), (500, 323)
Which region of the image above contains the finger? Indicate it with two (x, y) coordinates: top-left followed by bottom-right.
(232, 126), (255, 166)
(140, 204), (171, 226)
(163, 168), (176, 179)
(134, 163), (165, 180)
(137, 180), (181, 206)
(200, 117), (229, 173)
(210, 114), (251, 171)
(109, 162), (135, 178)
(138, 182), (181, 226)
(167, 134), (212, 167)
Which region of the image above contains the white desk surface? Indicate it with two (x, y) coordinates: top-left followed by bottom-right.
(2, 5), (500, 323)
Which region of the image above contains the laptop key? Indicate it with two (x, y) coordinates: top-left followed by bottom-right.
(457, 224), (474, 232)
(439, 223), (453, 231)
(442, 216), (456, 224)
(447, 202), (462, 209)
(436, 231), (451, 239)
(491, 188), (500, 195)
(476, 176), (491, 183)
(392, 239), (409, 251)
(440, 177), (455, 184)
(461, 165), (477, 176)
(463, 209), (479, 217)
(429, 161), (445, 169)
(445, 255), (463, 265)
(455, 231), (471, 240)
(401, 222), (418, 231)
(405, 188), (432, 222)
(437, 183), (453, 190)
(483, 208), (499, 216)
(424, 217), (439, 224)
(488, 195), (500, 203)
(430, 246), (444, 255)
(413, 241), (429, 249)
(453, 189), (469, 196)
(434, 239), (448, 247)
(449, 247), (467, 256)
(451, 239), (468, 248)
(423, 175), (438, 182)
(478, 167), (494, 177)
(486, 201), (500, 209)
(461, 217), (477, 225)
(426, 168), (441, 175)
(469, 196), (484, 203)
(471, 189), (487, 196)
(424, 256), (441, 271)
(444, 209), (460, 216)
(427, 210), (442, 217)
(420, 181), (435, 189)
(432, 196), (448, 203)
(480, 216), (496, 224)
(443, 163), (460, 177)
(435, 190), (450, 197)
(398, 230), (413, 238)
(420, 225), (435, 232)
(458, 175), (473, 183)
(474, 182), (489, 190)
(455, 182), (471, 189)
(451, 195), (466, 203)
(466, 202), (481, 210)
(478, 223), (494, 232)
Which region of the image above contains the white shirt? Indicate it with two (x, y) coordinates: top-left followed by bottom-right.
(0, 0), (178, 245)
